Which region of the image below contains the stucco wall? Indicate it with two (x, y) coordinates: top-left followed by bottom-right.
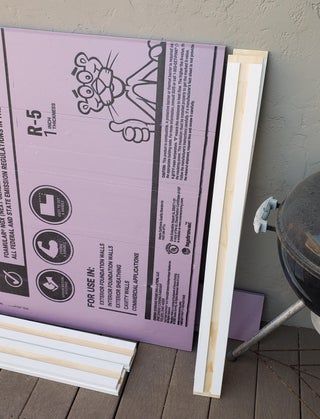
(1, 0), (319, 327)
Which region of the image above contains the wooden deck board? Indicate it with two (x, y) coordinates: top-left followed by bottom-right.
(19, 379), (78, 419)
(299, 365), (320, 419)
(255, 326), (300, 419)
(162, 348), (210, 419)
(115, 343), (176, 419)
(0, 370), (37, 418)
(67, 387), (119, 419)
(209, 340), (258, 419)
(300, 327), (320, 364)
(299, 327), (320, 349)
(299, 328), (320, 419)
(0, 326), (317, 418)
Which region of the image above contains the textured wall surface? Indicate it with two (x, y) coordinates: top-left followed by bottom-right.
(1, 0), (319, 327)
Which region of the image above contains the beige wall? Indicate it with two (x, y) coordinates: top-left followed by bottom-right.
(1, 0), (319, 327)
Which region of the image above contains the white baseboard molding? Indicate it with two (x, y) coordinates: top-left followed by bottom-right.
(0, 314), (136, 370)
(0, 314), (136, 395)
(0, 352), (125, 395)
(194, 49), (268, 398)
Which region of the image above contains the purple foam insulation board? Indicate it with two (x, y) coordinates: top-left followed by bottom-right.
(0, 27), (225, 350)
(228, 289), (265, 342)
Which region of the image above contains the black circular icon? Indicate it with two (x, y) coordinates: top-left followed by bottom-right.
(182, 247), (191, 255)
(33, 230), (74, 265)
(166, 243), (179, 254)
(36, 270), (75, 302)
(30, 186), (72, 224)
(3, 270), (23, 288)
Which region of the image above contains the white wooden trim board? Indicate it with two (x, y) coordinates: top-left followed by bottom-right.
(194, 60), (241, 393)
(194, 49), (268, 398)
(0, 314), (135, 355)
(0, 352), (124, 396)
(0, 314), (136, 369)
(0, 314), (136, 395)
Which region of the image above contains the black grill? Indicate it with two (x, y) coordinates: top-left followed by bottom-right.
(276, 172), (320, 316)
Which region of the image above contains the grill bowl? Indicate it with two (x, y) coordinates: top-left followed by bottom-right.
(276, 172), (320, 316)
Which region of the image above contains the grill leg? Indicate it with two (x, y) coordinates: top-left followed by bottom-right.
(227, 299), (305, 361)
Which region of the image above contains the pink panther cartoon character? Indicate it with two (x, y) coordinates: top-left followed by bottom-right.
(72, 41), (164, 143)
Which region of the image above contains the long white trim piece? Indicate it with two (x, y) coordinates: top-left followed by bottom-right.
(0, 314), (137, 395)
(0, 324), (133, 371)
(194, 61), (241, 393)
(0, 352), (124, 396)
(194, 50), (268, 398)
(0, 332), (124, 379)
(0, 314), (135, 370)
(209, 64), (264, 397)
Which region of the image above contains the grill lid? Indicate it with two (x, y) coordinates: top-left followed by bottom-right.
(276, 171), (320, 278)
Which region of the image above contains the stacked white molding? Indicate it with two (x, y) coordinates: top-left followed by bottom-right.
(194, 49), (268, 398)
(0, 314), (136, 395)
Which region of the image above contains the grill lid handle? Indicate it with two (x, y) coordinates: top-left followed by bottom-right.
(253, 197), (279, 233)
